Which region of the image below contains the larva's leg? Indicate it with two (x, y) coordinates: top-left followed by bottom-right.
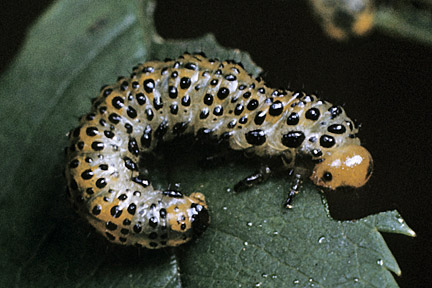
(234, 165), (272, 192)
(284, 173), (303, 209)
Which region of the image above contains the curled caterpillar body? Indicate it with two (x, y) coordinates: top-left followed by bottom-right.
(65, 52), (373, 248)
(309, 0), (375, 40)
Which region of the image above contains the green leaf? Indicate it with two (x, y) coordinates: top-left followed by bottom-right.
(0, 0), (415, 287)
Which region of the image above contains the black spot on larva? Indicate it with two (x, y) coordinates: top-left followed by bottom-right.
(320, 135), (336, 148)
(160, 67), (168, 75)
(105, 232), (115, 241)
(239, 84), (246, 90)
(133, 223), (142, 233)
(163, 190), (184, 198)
(200, 108), (209, 119)
(124, 157), (138, 171)
(217, 87), (230, 100)
(254, 111), (266, 125)
(127, 106), (137, 119)
(234, 104), (244, 115)
(149, 232), (158, 239)
(99, 106), (107, 114)
(120, 228), (129, 235)
(133, 191), (141, 197)
(173, 122), (189, 135)
(128, 138), (139, 156)
(286, 112), (300, 125)
(86, 187), (94, 195)
(160, 208), (167, 218)
(239, 116), (248, 124)
(181, 95), (191, 106)
(127, 203), (136, 215)
(124, 123), (133, 134)
(86, 113), (95, 121)
(112, 96), (124, 109)
(282, 131), (305, 148)
(104, 130), (114, 139)
(185, 62), (197, 70)
(118, 194), (127, 201)
(243, 92), (251, 99)
(132, 175), (149, 187)
(210, 79), (218, 86)
(225, 74), (237, 81)
(227, 120), (237, 128)
(311, 149), (323, 157)
(145, 108), (154, 121)
(155, 121), (168, 138)
(245, 129), (266, 146)
(123, 219), (131, 226)
(85, 157), (93, 163)
(136, 92), (146, 105)
(99, 119), (106, 127)
(247, 99), (259, 110)
(329, 106), (342, 119)
(143, 79), (155, 93)
(213, 105), (223, 116)
(142, 66), (154, 73)
(153, 96), (163, 110)
(99, 164), (108, 170)
(124, 81), (133, 90)
(204, 94), (213, 106)
(141, 125), (152, 148)
(149, 217), (158, 228)
(327, 124), (346, 134)
(119, 237), (127, 243)
(69, 159), (79, 169)
(306, 108), (320, 121)
(307, 136), (316, 143)
(149, 242), (158, 248)
(180, 77), (192, 89)
(96, 178), (107, 189)
(170, 104), (178, 115)
(91, 141), (104, 151)
(102, 88), (113, 97)
(346, 121), (353, 131)
(106, 221), (118, 231)
(108, 113), (121, 124)
(92, 205), (101, 215)
(168, 86), (178, 99)
(269, 101), (283, 116)
(258, 87), (265, 94)
(77, 142), (84, 150)
(110, 206), (123, 218)
(171, 71), (178, 78)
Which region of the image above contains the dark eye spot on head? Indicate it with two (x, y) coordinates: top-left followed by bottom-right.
(322, 172), (332, 182)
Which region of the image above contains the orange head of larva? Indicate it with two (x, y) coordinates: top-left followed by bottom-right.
(310, 144), (373, 190)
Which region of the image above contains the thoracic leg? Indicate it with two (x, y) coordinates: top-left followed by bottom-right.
(284, 173), (303, 209)
(234, 165), (272, 192)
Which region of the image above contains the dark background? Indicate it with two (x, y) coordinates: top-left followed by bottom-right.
(1, 1), (431, 287)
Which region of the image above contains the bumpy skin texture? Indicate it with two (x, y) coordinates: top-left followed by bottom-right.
(310, 0), (375, 40)
(65, 53), (372, 248)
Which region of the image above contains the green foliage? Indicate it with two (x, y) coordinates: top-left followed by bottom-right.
(0, 0), (415, 287)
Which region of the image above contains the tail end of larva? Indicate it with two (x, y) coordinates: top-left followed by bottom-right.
(190, 192), (210, 237)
